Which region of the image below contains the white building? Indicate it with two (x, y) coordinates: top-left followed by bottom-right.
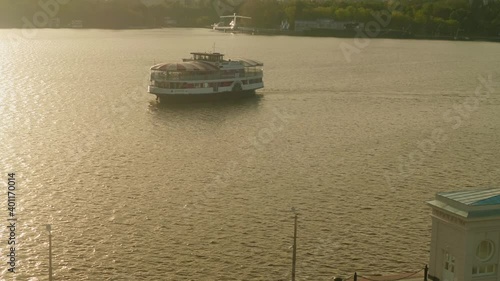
(69, 20), (83, 28)
(294, 19), (361, 32)
(428, 188), (500, 281)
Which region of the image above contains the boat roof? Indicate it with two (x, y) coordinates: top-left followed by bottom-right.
(151, 54), (264, 71)
(191, 52), (224, 56)
(236, 58), (263, 67)
(189, 52), (263, 66)
(150, 61), (219, 72)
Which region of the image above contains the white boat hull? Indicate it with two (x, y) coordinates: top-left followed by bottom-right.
(148, 81), (263, 96)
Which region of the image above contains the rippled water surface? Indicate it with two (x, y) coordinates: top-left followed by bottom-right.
(0, 29), (499, 280)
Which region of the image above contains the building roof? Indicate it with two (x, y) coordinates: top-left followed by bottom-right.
(439, 189), (500, 206)
(428, 188), (500, 220)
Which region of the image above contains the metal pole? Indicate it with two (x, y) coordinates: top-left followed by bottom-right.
(47, 225), (53, 281)
(424, 264), (428, 281)
(292, 213), (297, 281)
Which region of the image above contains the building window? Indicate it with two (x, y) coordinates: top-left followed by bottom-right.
(472, 264), (497, 276)
(444, 251), (455, 273)
(476, 240), (494, 261)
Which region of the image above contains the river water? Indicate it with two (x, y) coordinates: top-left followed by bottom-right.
(0, 28), (499, 280)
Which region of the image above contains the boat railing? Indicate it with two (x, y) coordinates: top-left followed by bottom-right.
(151, 71), (262, 82)
(244, 70), (262, 77)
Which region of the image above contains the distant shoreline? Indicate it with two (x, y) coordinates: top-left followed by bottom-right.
(248, 28), (500, 43)
(1, 27), (499, 43)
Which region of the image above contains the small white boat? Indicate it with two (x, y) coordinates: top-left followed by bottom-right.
(212, 13), (253, 33)
(148, 52), (264, 101)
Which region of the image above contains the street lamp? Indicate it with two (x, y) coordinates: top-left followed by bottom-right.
(291, 208), (298, 281)
(46, 224), (53, 281)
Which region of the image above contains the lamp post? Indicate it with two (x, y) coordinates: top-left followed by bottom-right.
(291, 212), (298, 281)
(46, 224), (53, 281)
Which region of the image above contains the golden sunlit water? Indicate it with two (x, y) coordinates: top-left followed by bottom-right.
(0, 28), (499, 280)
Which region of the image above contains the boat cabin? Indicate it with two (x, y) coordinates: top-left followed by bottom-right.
(148, 52), (263, 92)
(147, 52), (264, 97)
(190, 52), (224, 63)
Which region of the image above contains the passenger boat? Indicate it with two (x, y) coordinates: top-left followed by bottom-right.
(148, 52), (264, 101)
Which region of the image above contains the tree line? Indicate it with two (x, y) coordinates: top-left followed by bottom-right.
(0, 0), (499, 37)
(239, 0), (500, 37)
(0, 0), (219, 28)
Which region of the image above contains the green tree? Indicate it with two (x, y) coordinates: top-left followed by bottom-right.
(238, 0), (283, 28)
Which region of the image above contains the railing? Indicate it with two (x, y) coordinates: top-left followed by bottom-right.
(151, 71), (263, 82)
(338, 265), (429, 281)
